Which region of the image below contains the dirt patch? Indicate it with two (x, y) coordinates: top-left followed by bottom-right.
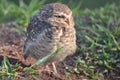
(0, 25), (81, 80)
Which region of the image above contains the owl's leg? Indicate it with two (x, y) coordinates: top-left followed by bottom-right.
(52, 62), (57, 73)
(45, 65), (51, 72)
(44, 62), (58, 74)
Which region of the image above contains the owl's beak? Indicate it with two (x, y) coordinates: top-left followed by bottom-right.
(65, 18), (70, 25)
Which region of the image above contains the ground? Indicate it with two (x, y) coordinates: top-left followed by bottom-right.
(0, 23), (82, 80)
(0, 19), (120, 80)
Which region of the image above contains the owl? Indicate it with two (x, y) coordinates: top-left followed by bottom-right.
(24, 3), (76, 64)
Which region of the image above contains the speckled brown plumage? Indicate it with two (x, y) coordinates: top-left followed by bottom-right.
(23, 3), (76, 63)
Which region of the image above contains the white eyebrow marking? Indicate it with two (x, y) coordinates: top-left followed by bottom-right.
(55, 11), (72, 18)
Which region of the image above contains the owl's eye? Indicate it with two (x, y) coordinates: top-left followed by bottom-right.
(54, 15), (65, 18)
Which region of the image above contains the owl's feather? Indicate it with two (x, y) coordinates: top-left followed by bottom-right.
(24, 3), (76, 63)
(24, 15), (56, 59)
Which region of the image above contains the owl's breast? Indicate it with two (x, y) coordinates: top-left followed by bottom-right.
(48, 27), (76, 61)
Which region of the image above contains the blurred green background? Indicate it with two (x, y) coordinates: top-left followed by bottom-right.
(8, 0), (120, 9)
(0, 0), (119, 25)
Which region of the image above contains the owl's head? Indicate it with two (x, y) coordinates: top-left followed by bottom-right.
(37, 3), (74, 27)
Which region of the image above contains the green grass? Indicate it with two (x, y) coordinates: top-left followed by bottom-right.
(0, 48), (62, 80)
(0, 0), (45, 26)
(0, 0), (120, 80)
(0, 0), (81, 26)
(73, 4), (120, 79)
(0, 56), (19, 80)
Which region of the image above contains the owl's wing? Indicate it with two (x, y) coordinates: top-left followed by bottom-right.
(26, 16), (46, 42)
(23, 15), (53, 59)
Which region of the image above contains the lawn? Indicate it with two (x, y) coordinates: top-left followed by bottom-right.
(0, 0), (120, 80)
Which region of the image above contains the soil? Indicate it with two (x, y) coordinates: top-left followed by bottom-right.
(0, 23), (82, 80)
(0, 22), (120, 80)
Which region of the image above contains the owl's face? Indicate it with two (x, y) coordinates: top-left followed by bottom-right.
(37, 3), (74, 27)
